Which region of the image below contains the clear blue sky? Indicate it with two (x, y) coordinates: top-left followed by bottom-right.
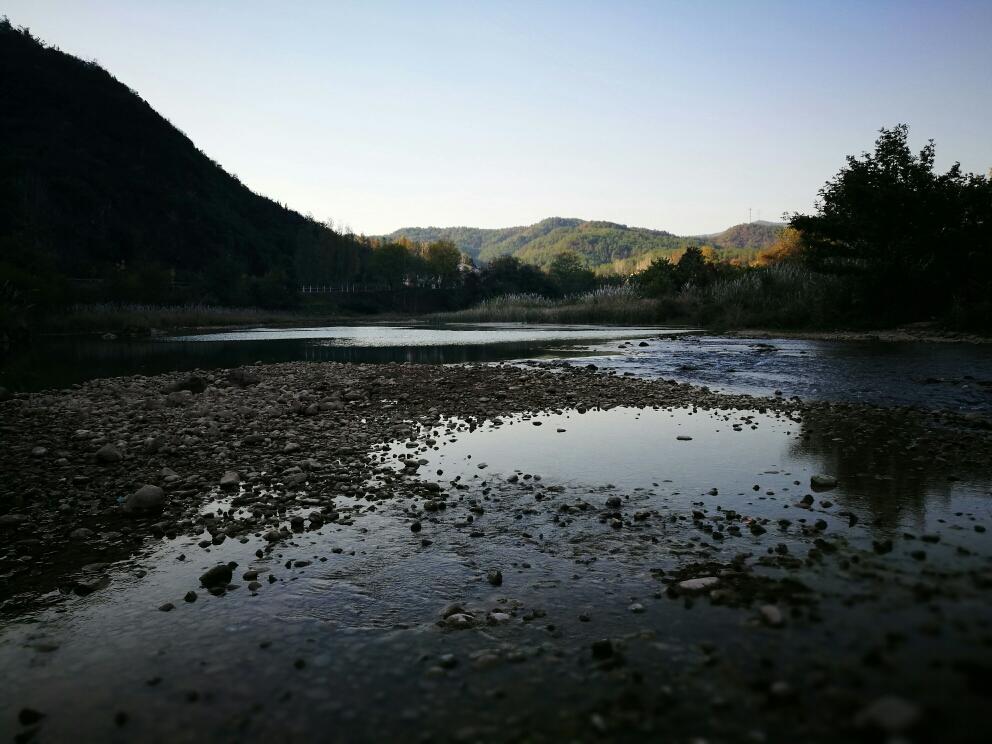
(5, 0), (991, 235)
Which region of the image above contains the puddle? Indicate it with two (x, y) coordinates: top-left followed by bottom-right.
(382, 406), (992, 556)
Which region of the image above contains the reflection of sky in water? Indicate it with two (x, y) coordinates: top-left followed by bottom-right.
(3, 325), (991, 413)
(172, 323), (677, 345)
(386, 406), (992, 551)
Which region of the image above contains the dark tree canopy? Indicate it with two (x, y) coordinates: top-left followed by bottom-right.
(791, 124), (992, 321)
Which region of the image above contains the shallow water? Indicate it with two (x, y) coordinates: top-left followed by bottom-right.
(583, 335), (992, 412)
(3, 406), (990, 742)
(4, 323), (991, 414)
(0, 323), (673, 392)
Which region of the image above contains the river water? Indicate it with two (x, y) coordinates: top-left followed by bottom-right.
(2, 324), (991, 741)
(3, 323), (991, 413)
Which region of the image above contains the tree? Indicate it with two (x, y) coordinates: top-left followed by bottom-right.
(425, 240), (461, 287)
(548, 250), (595, 295)
(675, 246), (714, 287)
(369, 243), (411, 288)
(480, 255), (555, 297)
(637, 257), (678, 298)
(790, 124), (992, 320)
(754, 227), (804, 266)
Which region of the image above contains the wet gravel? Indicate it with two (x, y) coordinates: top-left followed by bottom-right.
(1, 361), (991, 743)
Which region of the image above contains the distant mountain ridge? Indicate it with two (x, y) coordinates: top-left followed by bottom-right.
(385, 218), (784, 271)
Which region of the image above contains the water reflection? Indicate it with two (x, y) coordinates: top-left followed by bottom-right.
(793, 406), (992, 535)
(387, 405), (992, 547)
(0, 323), (669, 392)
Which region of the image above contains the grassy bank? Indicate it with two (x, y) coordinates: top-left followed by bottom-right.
(435, 286), (664, 324)
(434, 266), (855, 329)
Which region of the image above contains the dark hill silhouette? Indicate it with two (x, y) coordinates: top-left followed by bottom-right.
(0, 19), (360, 303)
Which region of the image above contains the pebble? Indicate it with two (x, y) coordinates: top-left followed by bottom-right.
(854, 695), (920, 734)
(678, 577), (719, 592)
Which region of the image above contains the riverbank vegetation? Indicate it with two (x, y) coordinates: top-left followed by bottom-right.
(439, 125), (992, 331)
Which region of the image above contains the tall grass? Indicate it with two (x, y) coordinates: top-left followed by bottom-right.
(435, 285), (665, 324)
(435, 266), (855, 328)
(688, 264), (855, 329)
(41, 303), (302, 333)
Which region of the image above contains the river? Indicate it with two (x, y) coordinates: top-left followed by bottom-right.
(2, 323), (990, 413)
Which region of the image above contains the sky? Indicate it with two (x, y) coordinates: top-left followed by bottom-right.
(5, 0), (992, 235)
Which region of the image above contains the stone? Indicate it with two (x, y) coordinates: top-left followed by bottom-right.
(487, 569), (503, 586)
(759, 604), (784, 627)
(219, 471), (241, 490)
(199, 563), (233, 588)
(444, 613), (474, 629)
(123, 485), (165, 513)
(95, 443), (123, 464)
(166, 390), (194, 407)
(677, 576), (719, 592)
(0, 513), (29, 528)
(165, 375), (207, 394)
(854, 695), (920, 734)
(591, 639), (614, 659)
(810, 474), (838, 490)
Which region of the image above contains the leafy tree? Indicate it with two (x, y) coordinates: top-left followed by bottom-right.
(637, 257), (679, 298)
(548, 251), (595, 295)
(754, 227), (804, 266)
(675, 246), (715, 287)
(791, 124), (992, 321)
(425, 240), (461, 286)
(369, 243), (412, 288)
(479, 255), (555, 297)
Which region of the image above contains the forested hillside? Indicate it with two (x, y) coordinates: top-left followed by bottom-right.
(387, 218), (784, 271)
(0, 19), (364, 306)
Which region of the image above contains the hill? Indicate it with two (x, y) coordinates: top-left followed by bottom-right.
(0, 19), (362, 305)
(386, 218), (785, 272)
(703, 220), (785, 249)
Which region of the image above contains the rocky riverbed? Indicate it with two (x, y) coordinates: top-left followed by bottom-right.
(1, 361), (991, 742)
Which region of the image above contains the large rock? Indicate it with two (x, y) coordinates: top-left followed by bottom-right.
(0, 513), (29, 528)
(199, 563), (233, 588)
(95, 443), (123, 464)
(677, 576), (719, 592)
(165, 375), (207, 394)
(123, 484), (166, 513)
(810, 474), (838, 490)
(219, 471), (241, 490)
(227, 369), (260, 388)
